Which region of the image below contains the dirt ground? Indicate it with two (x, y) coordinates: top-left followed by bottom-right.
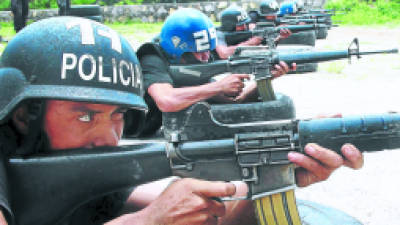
(273, 26), (400, 225)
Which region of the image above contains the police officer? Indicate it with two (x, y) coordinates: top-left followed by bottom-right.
(215, 4), (262, 59)
(249, 0), (280, 23)
(137, 8), (292, 136)
(0, 16), (239, 225)
(216, 4), (292, 59)
(0, 15), (364, 225)
(294, 0), (306, 12)
(279, 1), (299, 17)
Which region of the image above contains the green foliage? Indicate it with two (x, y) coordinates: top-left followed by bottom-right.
(99, 0), (144, 6)
(326, 0), (400, 25)
(0, 0), (11, 10)
(0, 22), (15, 37)
(29, 0), (58, 9)
(0, 22), (15, 53)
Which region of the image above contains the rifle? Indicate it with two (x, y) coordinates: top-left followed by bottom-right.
(276, 17), (333, 26)
(168, 38), (398, 100)
(224, 24), (328, 47)
(8, 104), (400, 225)
(307, 9), (349, 14)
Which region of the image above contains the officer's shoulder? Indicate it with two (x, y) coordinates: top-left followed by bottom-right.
(137, 42), (166, 58)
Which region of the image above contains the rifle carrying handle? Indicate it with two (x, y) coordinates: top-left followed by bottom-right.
(297, 113), (400, 154)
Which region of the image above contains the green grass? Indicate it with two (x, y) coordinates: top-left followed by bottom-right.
(107, 21), (163, 35)
(107, 21), (163, 43)
(0, 22), (15, 53)
(326, 0), (400, 25)
(0, 22), (15, 38)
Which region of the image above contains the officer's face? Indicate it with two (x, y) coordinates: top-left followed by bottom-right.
(235, 24), (248, 31)
(265, 15), (277, 20)
(192, 51), (211, 63)
(44, 100), (125, 150)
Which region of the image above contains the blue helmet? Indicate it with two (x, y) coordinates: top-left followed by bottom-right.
(278, 1), (298, 16)
(159, 8), (217, 64)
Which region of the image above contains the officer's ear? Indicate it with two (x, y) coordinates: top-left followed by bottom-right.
(12, 104), (29, 135)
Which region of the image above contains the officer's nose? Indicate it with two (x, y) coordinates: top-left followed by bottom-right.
(91, 122), (120, 147)
(193, 51), (210, 63)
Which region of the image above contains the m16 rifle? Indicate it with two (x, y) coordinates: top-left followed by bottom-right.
(224, 24), (328, 47)
(169, 38), (398, 101)
(306, 9), (348, 14)
(7, 105), (400, 225)
(276, 17), (336, 26)
(4, 40), (399, 225)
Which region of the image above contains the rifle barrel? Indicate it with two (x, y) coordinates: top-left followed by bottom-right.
(298, 113), (400, 153)
(277, 24), (327, 32)
(277, 47), (398, 64)
(357, 49), (399, 55)
(277, 50), (349, 64)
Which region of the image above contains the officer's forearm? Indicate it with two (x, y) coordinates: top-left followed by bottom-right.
(216, 45), (237, 60)
(0, 211), (8, 225)
(148, 82), (227, 112)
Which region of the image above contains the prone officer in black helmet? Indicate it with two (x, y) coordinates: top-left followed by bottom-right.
(216, 4), (292, 60)
(0, 16), (251, 225)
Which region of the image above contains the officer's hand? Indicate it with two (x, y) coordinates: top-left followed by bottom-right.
(217, 74), (249, 97)
(271, 61), (296, 79)
(234, 81), (257, 103)
(144, 178), (235, 225)
(278, 28), (292, 40)
(246, 36), (263, 46)
(288, 143), (363, 187)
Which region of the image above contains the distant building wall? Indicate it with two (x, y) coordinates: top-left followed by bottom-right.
(0, 0), (326, 23)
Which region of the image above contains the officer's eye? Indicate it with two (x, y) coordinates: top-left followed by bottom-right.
(78, 113), (93, 123)
(112, 108), (128, 121)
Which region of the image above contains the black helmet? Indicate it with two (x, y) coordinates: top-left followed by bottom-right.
(0, 16), (147, 123)
(220, 5), (252, 32)
(259, 0), (279, 16)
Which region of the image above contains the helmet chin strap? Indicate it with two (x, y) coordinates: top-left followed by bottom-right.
(16, 100), (50, 156)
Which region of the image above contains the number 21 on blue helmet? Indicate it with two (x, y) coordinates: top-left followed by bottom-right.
(159, 8), (217, 64)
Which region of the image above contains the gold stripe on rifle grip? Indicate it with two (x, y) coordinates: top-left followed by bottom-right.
(254, 196), (277, 225)
(256, 79), (276, 101)
(255, 200), (267, 225)
(286, 190), (302, 225)
(254, 191), (302, 225)
(271, 193), (289, 225)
